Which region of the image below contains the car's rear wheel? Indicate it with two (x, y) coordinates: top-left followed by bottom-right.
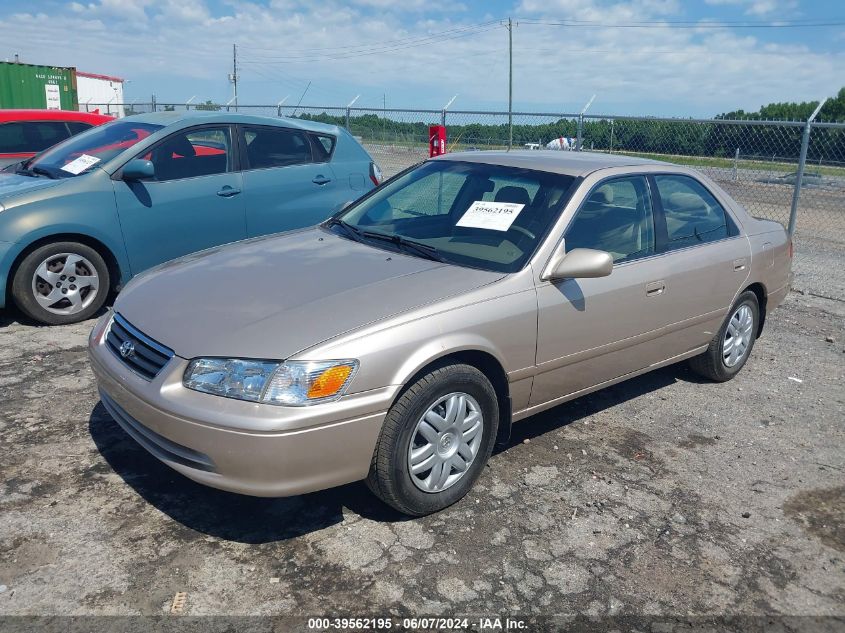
(12, 241), (110, 325)
(366, 363), (498, 516)
(689, 290), (759, 382)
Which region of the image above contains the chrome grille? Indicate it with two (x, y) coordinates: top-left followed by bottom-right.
(106, 313), (174, 380)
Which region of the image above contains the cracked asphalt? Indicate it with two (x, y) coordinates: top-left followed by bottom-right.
(0, 292), (843, 622)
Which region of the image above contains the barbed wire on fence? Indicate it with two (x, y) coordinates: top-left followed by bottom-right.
(83, 101), (845, 300)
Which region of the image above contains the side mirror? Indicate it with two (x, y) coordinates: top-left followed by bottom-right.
(122, 159), (155, 181)
(541, 247), (613, 281)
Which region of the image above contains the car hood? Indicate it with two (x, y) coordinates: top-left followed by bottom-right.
(0, 172), (65, 200)
(115, 227), (505, 360)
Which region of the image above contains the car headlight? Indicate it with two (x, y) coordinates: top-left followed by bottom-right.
(183, 358), (358, 406)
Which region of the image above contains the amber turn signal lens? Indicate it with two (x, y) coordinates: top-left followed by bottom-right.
(307, 365), (354, 399)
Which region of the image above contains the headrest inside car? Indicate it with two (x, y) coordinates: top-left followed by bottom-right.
(494, 186), (531, 206)
(667, 192), (707, 212)
(588, 185), (615, 205)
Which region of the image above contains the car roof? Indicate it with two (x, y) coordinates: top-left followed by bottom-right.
(124, 110), (341, 135)
(435, 150), (664, 177)
(0, 109), (114, 123)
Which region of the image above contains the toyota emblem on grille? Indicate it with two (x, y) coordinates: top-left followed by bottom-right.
(119, 340), (136, 359)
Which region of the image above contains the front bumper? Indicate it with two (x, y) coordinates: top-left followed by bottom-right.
(88, 314), (396, 497)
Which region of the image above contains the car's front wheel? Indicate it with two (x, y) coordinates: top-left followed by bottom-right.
(12, 241), (110, 325)
(367, 363), (499, 516)
(689, 290), (760, 382)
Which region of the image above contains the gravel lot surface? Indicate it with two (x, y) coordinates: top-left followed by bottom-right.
(0, 292), (843, 623)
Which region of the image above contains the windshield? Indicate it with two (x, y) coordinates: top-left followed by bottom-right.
(27, 121), (163, 178)
(331, 160), (577, 273)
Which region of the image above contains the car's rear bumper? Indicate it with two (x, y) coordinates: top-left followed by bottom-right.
(769, 276), (791, 311)
(87, 314), (395, 497)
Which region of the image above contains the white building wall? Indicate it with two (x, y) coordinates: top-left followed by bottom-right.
(77, 74), (125, 117)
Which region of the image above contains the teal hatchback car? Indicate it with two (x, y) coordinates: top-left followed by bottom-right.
(0, 111), (380, 324)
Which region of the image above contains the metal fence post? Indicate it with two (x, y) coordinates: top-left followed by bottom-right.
(733, 148), (739, 181)
(441, 109), (446, 128)
(576, 114), (583, 151)
(345, 95), (360, 132)
(151, 95), (156, 112)
(788, 99), (827, 236)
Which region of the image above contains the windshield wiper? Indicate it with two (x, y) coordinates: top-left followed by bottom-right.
(360, 230), (445, 263)
(30, 166), (57, 179)
(324, 217), (364, 242)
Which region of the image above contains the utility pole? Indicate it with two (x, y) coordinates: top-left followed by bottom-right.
(507, 17), (513, 151)
(231, 43), (238, 111)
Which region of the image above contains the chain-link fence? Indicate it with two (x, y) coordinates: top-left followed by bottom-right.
(84, 102), (845, 300)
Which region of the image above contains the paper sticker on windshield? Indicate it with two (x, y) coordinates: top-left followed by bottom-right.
(456, 200), (524, 232)
(60, 154), (101, 175)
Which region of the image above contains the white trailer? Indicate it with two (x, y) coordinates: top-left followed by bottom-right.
(77, 71), (125, 117)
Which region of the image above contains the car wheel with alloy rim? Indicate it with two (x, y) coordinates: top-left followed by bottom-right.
(12, 241), (110, 325)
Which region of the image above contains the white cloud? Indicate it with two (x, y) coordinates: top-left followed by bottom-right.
(703, 0), (798, 15)
(518, 0), (680, 21)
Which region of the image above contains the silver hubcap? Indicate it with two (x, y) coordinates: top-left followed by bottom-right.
(722, 304), (754, 367)
(408, 392), (484, 493)
(31, 252), (100, 316)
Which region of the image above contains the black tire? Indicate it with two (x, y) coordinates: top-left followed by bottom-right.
(366, 363), (499, 516)
(12, 241), (110, 325)
(689, 290), (760, 382)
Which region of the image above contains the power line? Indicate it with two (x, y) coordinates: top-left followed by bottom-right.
(519, 17), (845, 29)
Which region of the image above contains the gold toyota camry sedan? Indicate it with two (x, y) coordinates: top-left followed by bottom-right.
(89, 151), (792, 516)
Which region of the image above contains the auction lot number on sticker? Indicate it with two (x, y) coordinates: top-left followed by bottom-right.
(308, 618), (394, 630)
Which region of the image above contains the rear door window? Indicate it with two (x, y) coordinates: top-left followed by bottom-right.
(653, 175), (734, 251)
(242, 126), (313, 169)
(0, 121), (71, 153)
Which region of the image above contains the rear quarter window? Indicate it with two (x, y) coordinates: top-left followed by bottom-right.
(310, 134), (336, 162)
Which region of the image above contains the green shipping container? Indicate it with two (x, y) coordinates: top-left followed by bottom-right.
(0, 61), (78, 110)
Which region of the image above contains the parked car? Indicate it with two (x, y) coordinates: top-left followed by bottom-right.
(0, 109), (114, 169)
(88, 151), (792, 516)
(0, 110), (380, 324)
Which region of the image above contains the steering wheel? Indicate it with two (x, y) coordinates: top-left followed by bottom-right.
(507, 225), (536, 240)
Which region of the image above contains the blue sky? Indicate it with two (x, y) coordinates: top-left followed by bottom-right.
(1, 0), (843, 116)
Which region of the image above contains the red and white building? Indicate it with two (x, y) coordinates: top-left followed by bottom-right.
(77, 71), (125, 118)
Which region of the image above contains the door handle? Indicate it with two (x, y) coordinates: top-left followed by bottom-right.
(217, 186), (241, 198)
(312, 175), (332, 185)
(645, 280), (665, 297)
(733, 258), (747, 272)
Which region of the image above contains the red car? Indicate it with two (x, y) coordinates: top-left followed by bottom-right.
(0, 109), (114, 169)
